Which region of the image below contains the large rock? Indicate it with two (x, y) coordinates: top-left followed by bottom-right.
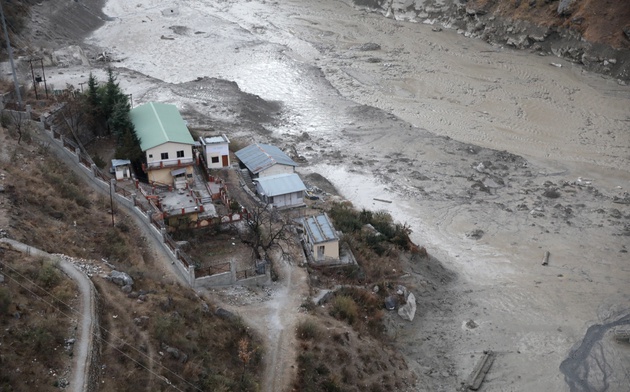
(109, 270), (134, 287)
(557, 0), (576, 16)
(52, 45), (90, 68)
(215, 307), (238, 321)
(398, 293), (417, 321)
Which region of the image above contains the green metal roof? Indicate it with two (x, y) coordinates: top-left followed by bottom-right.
(129, 102), (194, 151)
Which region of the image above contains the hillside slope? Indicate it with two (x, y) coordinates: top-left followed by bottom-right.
(353, 0), (630, 80)
(471, 0), (630, 49)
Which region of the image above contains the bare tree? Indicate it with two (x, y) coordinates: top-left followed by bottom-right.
(234, 202), (294, 260)
(55, 89), (92, 148)
(7, 110), (30, 144)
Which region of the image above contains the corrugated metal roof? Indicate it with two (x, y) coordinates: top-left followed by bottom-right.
(234, 143), (297, 174)
(255, 173), (305, 197)
(111, 159), (131, 167)
(303, 213), (338, 244)
(129, 102), (194, 151)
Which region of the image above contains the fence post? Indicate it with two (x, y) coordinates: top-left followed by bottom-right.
(189, 265), (195, 286)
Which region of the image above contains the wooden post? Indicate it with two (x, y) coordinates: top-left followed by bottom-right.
(466, 350), (495, 391)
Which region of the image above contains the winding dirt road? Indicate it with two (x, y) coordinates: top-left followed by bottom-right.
(204, 248), (309, 392)
(0, 238), (98, 392)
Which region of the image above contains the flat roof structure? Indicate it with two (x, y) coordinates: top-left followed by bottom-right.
(201, 134), (230, 145)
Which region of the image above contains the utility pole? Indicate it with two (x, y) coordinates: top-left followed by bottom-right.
(28, 59), (38, 99)
(109, 179), (116, 227)
(39, 58), (48, 99)
(0, 2), (22, 109)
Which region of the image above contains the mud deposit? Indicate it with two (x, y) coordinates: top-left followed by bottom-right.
(23, 0), (630, 390)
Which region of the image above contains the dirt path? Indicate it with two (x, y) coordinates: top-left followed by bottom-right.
(204, 250), (309, 392)
(0, 238), (97, 392)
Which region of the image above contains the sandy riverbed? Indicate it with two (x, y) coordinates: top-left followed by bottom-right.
(33, 0), (630, 390)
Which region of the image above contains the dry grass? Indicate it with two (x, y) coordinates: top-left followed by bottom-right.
(0, 251), (76, 391)
(1, 127), (264, 391)
(294, 312), (415, 392)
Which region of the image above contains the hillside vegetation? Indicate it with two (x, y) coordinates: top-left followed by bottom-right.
(0, 115), (263, 391)
(469, 0), (630, 49)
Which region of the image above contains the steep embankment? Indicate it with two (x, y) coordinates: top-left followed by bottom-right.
(351, 0), (630, 81)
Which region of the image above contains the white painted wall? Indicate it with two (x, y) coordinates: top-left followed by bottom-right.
(146, 142), (194, 168)
(203, 142), (230, 168)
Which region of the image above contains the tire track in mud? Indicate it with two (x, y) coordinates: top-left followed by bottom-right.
(559, 313), (630, 392)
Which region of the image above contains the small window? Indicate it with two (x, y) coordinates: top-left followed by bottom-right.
(177, 150), (184, 158)
(148, 154), (153, 158)
(211, 156), (219, 163)
(161, 152), (169, 160)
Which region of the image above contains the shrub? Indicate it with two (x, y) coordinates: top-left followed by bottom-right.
(152, 314), (183, 343)
(38, 262), (61, 288)
(300, 299), (316, 312)
(52, 283), (75, 311)
(92, 153), (106, 169)
(330, 296), (358, 325)
(102, 228), (130, 262)
(0, 113), (10, 128)
(0, 287), (11, 315)
(229, 199), (241, 213)
(296, 320), (320, 340)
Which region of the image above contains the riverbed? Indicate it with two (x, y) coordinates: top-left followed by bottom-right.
(80, 0), (630, 390)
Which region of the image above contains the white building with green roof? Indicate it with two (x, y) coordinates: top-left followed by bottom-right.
(130, 102), (196, 187)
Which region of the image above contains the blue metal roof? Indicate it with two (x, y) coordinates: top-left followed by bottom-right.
(111, 159), (131, 167)
(235, 143), (297, 174)
(255, 173), (305, 197)
(303, 213), (338, 244)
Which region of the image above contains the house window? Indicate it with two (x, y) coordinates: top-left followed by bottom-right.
(161, 152), (169, 160)
(148, 154), (153, 158)
(211, 156), (219, 163)
(177, 150), (184, 158)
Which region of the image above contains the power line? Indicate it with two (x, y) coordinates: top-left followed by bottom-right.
(0, 259), (204, 392)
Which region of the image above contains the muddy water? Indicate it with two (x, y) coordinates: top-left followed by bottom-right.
(92, 0), (630, 172)
(560, 315), (630, 392)
(90, 0), (630, 390)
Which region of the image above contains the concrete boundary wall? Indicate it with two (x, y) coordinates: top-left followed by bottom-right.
(16, 110), (268, 288)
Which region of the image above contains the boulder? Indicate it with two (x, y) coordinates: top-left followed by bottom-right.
(398, 293), (417, 321)
(52, 45), (90, 68)
(109, 270), (134, 287)
(543, 188), (561, 199)
(354, 42), (381, 51)
(396, 285), (408, 298)
(121, 284), (132, 294)
(466, 229), (485, 240)
(384, 296), (397, 311)
(215, 307), (238, 321)
(557, 0), (576, 16)
(166, 346), (180, 359)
